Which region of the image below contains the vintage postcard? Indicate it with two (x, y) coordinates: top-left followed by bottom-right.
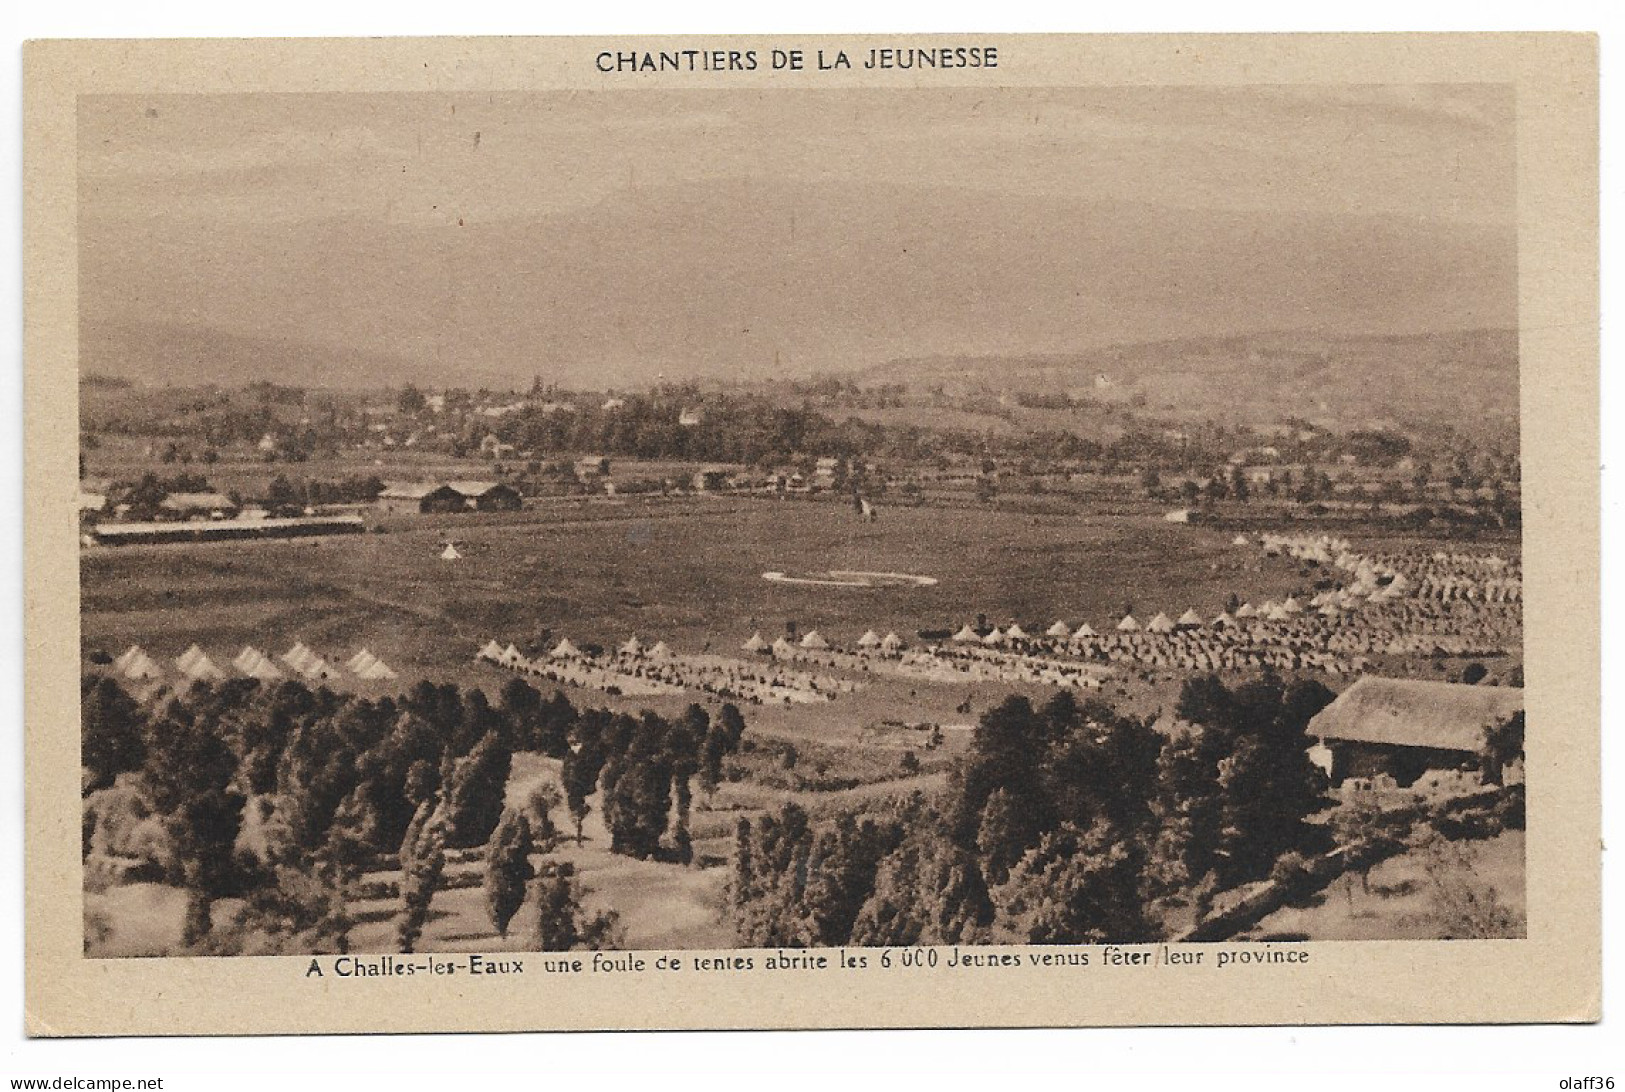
(23, 33), (1598, 1034)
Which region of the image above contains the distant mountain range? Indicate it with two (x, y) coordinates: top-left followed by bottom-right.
(80, 177), (1517, 412)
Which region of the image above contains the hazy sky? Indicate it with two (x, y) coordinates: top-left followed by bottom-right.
(78, 86), (1517, 386)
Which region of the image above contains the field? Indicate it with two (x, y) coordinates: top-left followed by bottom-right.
(79, 494), (1334, 717)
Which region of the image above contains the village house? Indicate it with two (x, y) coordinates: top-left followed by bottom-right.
(1306, 676), (1523, 788)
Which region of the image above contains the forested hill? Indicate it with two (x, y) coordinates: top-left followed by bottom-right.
(865, 328), (1518, 438)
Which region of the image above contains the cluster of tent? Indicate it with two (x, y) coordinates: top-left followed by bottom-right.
(739, 629), (907, 657)
(107, 641), (397, 688)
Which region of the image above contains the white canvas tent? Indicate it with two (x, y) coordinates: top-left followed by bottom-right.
(799, 631), (830, 650)
(440, 543), (462, 561)
(771, 636), (795, 657)
(741, 632), (767, 653)
(1045, 621), (1071, 638)
(619, 636), (644, 657)
(856, 630), (881, 649)
(648, 641), (673, 659)
(478, 639), (504, 662)
(880, 632), (904, 653)
(358, 657), (398, 681)
(1146, 612), (1175, 634)
(1234, 603), (1257, 619)
(1116, 614), (1141, 632)
(1072, 623), (1097, 640)
(951, 624), (980, 643)
(1176, 609), (1204, 629)
(981, 627), (1005, 645)
(550, 638), (582, 660)
(1004, 623), (1029, 640)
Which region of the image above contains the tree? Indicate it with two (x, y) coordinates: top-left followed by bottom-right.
(993, 820), (1156, 944)
(484, 810), (537, 938)
(526, 783), (562, 849)
(1481, 711), (1525, 786)
(396, 802), (447, 954)
(560, 739), (603, 845)
(81, 675), (146, 793)
(443, 731), (512, 849)
(531, 860), (623, 950)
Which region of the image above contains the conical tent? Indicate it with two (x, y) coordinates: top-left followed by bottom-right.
(1234, 603), (1257, 618)
(981, 627), (1004, 645)
(233, 646), (263, 673)
(741, 632), (767, 653)
(856, 630), (881, 648)
(1176, 609), (1203, 629)
(620, 636), (644, 656)
(1072, 623), (1097, 639)
(952, 624), (979, 642)
(302, 656), (340, 681)
(1266, 605), (1290, 621)
(880, 632), (904, 652)
(1116, 614), (1141, 632)
(1232, 534), (1250, 546)
(360, 658), (398, 681)
(771, 636), (795, 656)
(648, 641), (673, 659)
(348, 649), (379, 674)
(1282, 596), (1303, 614)
(550, 638), (581, 660)
(281, 642), (316, 672)
(799, 631), (830, 650)
(175, 644), (206, 672)
(440, 543), (462, 561)
(1045, 621), (1071, 638)
(113, 645), (143, 673)
(180, 652), (226, 682)
(1211, 611), (1236, 628)
(1146, 612), (1175, 633)
(500, 643), (524, 665)
(478, 640), (504, 661)
(124, 651), (163, 681)
(1005, 623), (1029, 640)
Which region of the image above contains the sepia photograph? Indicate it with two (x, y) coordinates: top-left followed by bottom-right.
(22, 31), (1599, 1035)
(72, 80), (1528, 958)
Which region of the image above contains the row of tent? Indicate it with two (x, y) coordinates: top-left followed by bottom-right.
(945, 600), (1316, 644)
(111, 642), (397, 685)
(477, 636), (675, 667)
(740, 629), (907, 655)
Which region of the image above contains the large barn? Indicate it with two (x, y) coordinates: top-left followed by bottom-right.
(1306, 676), (1523, 788)
(377, 481), (522, 515)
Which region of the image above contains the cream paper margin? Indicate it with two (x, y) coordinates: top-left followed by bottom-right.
(22, 32), (1600, 1035)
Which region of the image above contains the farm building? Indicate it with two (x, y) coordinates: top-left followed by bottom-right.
(158, 491), (238, 521)
(445, 481), (523, 512)
(574, 456), (611, 480)
(377, 481), (521, 514)
(1306, 676), (1523, 788)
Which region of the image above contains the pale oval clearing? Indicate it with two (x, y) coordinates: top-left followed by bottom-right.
(762, 570), (939, 588)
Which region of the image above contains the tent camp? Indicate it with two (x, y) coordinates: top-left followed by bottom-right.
(952, 624), (980, 643)
(1116, 614), (1141, 632)
(799, 631), (830, 651)
(1005, 623), (1029, 640)
(741, 632), (767, 654)
(176, 646), (226, 683)
(478, 639), (504, 662)
(1072, 623), (1097, 640)
(771, 636), (795, 657)
(550, 638), (582, 660)
(1146, 612), (1175, 634)
(1176, 609), (1204, 630)
(856, 630), (882, 649)
(981, 627), (1005, 646)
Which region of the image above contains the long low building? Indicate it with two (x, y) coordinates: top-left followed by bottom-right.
(377, 480), (523, 515)
(90, 514), (366, 546)
(1306, 675), (1523, 787)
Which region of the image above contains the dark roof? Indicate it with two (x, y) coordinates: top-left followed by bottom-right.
(1309, 676), (1522, 753)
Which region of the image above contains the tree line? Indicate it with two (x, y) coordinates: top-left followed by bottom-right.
(81, 671), (744, 954)
(728, 672), (1336, 946)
